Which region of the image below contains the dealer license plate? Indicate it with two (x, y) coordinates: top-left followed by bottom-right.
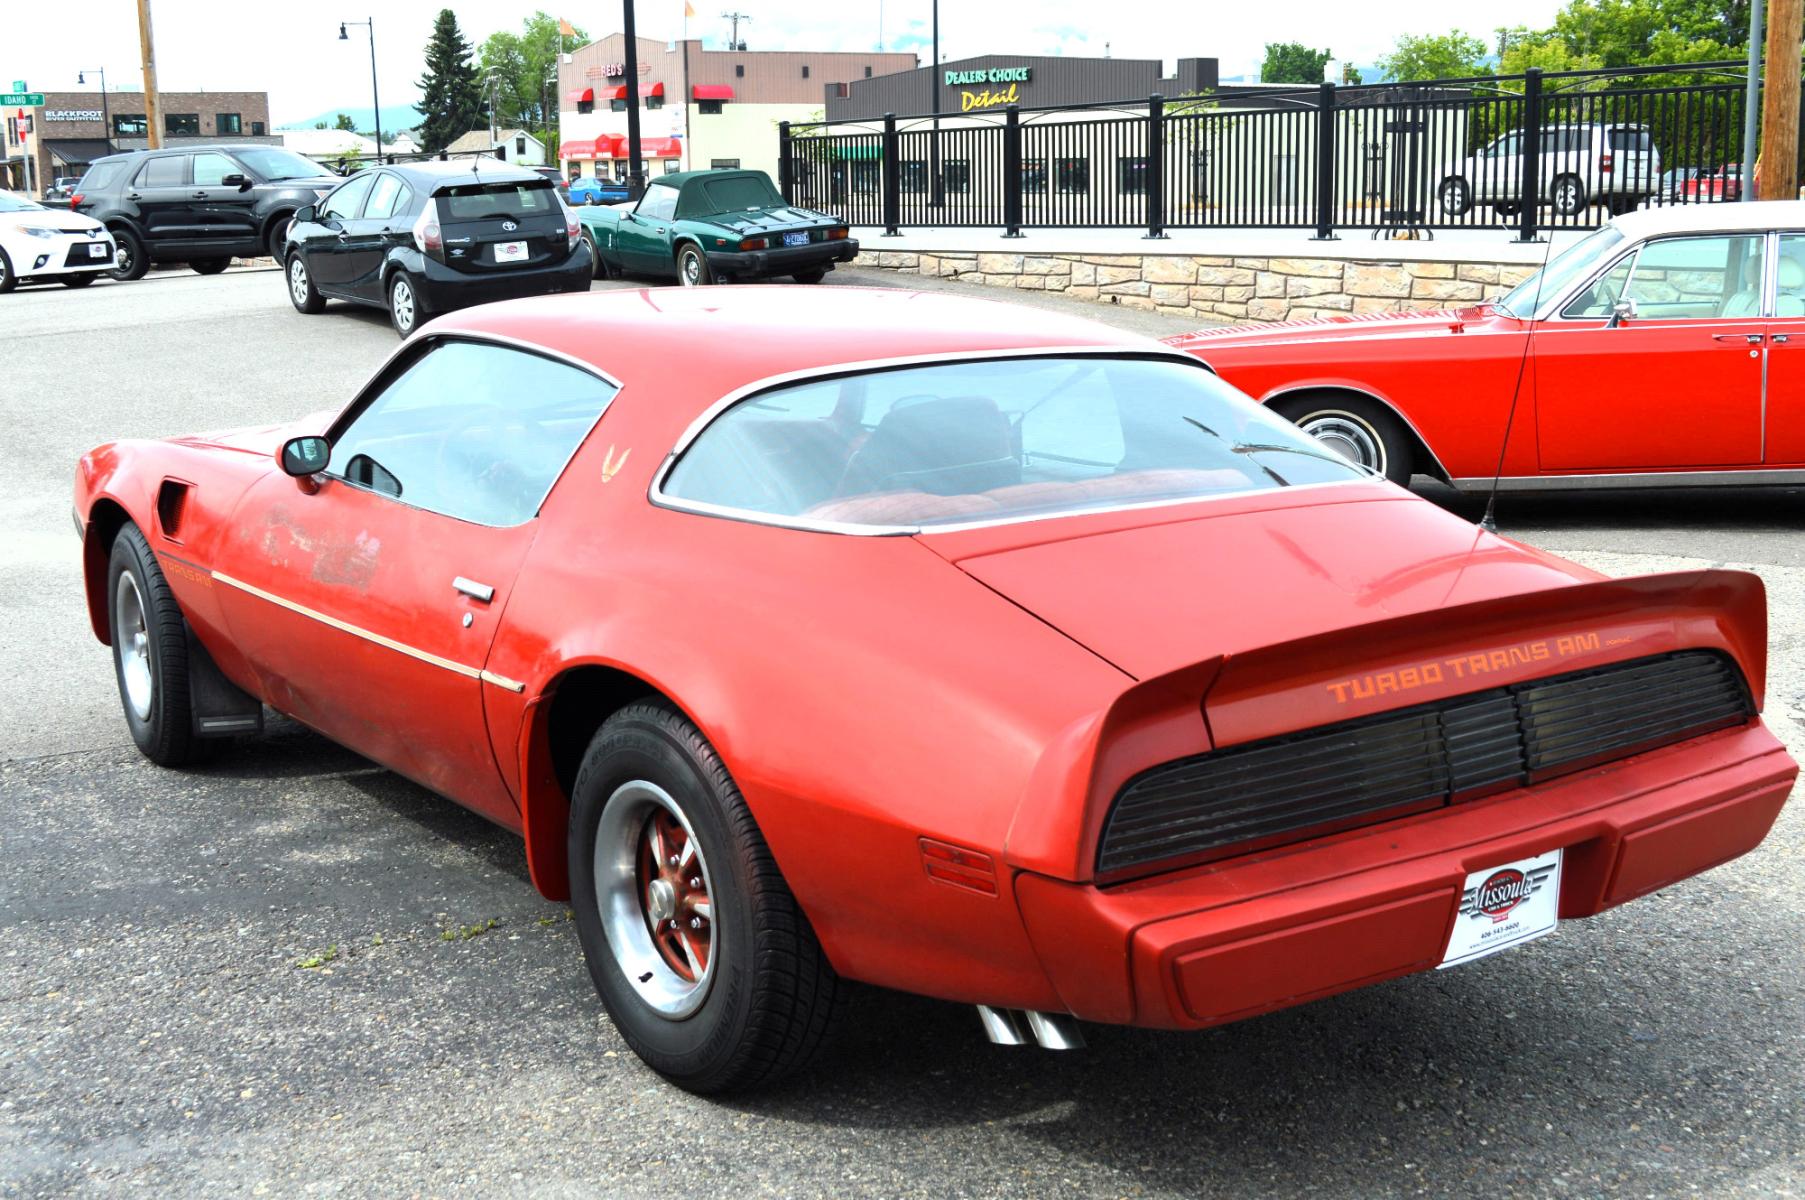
(1439, 848), (1561, 969)
(782, 231), (810, 247)
(494, 240), (528, 263)
(89, 243), (108, 258)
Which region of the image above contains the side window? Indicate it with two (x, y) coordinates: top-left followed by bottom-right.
(1562, 254), (1636, 318)
(1489, 134), (1521, 159)
(327, 341), (619, 527)
(1776, 235), (1805, 316)
(1620, 235), (1765, 319)
(136, 155), (187, 187)
(364, 173), (410, 220)
(321, 173), (376, 220)
(637, 187), (677, 221)
(191, 152), (239, 186)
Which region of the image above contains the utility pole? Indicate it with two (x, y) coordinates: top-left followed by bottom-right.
(622, 0), (644, 196)
(721, 11), (750, 49)
(137, 0), (163, 149)
(1759, 0), (1802, 199)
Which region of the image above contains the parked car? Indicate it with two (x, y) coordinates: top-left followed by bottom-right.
(1660, 166), (1701, 202)
(1437, 122), (1661, 218)
(1685, 164), (1743, 202)
(40, 176), (81, 205)
(72, 146), (342, 281)
(578, 169), (855, 284)
(74, 286), (1795, 1093)
(0, 190), (116, 292)
(568, 175), (633, 206)
(1165, 201), (1805, 489)
(282, 159), (591, 337)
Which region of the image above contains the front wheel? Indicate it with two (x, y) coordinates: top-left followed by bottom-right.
(1551, 175), (1587, 217)
(0, 248), (16, 293)
(388, 272), (425, 337)
(191, 258), (230, 275)
(676, 244), (711, 287)
(108, 523), (210, 766)
(1437, 177), (1472, 216)
(1272, 394), (1416, 486)
(109, 228), (149, 282)
(568, 701), (845, 1094)
(267, 217), (292, 263)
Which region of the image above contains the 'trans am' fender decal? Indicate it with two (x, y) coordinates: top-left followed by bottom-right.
(1325, 631), (1638, 704)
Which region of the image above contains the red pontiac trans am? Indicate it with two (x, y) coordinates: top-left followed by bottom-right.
(75, 287), (1797, 1092)
(1166, 201), (1805, 490)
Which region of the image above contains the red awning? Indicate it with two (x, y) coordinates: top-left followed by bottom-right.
(643, 137), (684, 159)
(560, 137), (600, 161)
(566, 86), (594, 104)
(604, 85), (628, 101)
(691, 84), (734, 101)
(639, 81), (665, 98)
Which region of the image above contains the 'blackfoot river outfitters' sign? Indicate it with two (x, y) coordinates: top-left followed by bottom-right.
(945, 66), (1033, 112)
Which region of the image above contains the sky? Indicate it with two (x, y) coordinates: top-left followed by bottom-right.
(5, 0), (1571, 127)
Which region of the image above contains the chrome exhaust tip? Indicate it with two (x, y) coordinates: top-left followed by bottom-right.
(976, 1005), (1086, 1050)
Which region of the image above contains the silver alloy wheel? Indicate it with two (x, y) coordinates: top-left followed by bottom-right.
(391, 277), (415, 331)
(1438, 178), (1469, 215)
(1554, 177), (1582, 215)
(113, 570), (154, 722)
(680, 249), (702, 286)
(114, 241), (132, 273)
(594, 779), (717, 1020)
(289, 258), (310, 306)
(1296, 409), (1386, 474)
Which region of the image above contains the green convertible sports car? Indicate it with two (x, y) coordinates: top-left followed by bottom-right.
(576, 169), (859, 286)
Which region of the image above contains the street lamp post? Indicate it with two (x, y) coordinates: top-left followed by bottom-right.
(339, 18), (383, 162)
(76, 67), (112, 156)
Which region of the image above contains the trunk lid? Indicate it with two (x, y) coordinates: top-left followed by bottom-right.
(433, 179), (568, 274)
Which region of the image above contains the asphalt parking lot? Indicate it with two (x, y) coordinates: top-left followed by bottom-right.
(2, 266), (1801, 1198)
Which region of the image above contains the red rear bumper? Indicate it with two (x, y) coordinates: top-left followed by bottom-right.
(1015, 722), (1796, 1029)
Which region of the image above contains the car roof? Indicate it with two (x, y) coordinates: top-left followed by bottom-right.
(1608, 199), (1805, 239)
(385, 159), (544, 186)
(427, 286), (1158, 409)
(89, 143), (285, 163)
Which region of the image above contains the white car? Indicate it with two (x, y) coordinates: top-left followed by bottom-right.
(1437, 123), (1662, 219)
(0, 191), (117, 293)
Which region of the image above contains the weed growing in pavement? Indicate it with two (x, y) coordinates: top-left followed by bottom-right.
(295, 946), (339, 969)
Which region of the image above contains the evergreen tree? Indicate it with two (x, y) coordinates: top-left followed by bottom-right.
(1261, 43), (1334, 85)
(417, 9), (483, 152)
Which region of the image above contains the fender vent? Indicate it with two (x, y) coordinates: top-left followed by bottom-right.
(1097, 651), (1754, 881)
(155, 480), (190, 540)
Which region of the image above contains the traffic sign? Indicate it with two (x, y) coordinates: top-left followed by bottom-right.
(10, 80), (24, 92)
(1, 92), (45, 106)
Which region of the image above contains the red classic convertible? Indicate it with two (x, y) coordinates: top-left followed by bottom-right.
(75, 287), (1796, 1092)
(1167, 201), (1805, 490)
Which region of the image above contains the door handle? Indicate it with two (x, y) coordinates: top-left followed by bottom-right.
(336, 230), (350, 240)
(128, 192), (142, 200)
(1712, 332), (1764, 344)
(453, 577), (495, 603)
(193, 190), (208, 198)
(1774, 334), (1791, 344)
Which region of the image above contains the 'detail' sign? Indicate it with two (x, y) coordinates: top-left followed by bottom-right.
(945, 66), (1032, 112)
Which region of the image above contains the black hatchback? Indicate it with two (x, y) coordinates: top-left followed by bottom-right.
(283, 160), (593, 337)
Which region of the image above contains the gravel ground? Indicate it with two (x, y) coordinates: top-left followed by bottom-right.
(1, 267), (1800, 1198)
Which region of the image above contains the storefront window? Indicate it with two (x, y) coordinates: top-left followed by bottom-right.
(945, 160), (971, 194)
(217, 113), (242, 135)
(1021, 158), (1047, 194)
(852, 161), (880, 193)
(662, 160), (681, 174)
(1117, 156), (1148, 194)
(113, 113), (148, 137)
(1057, 158), (1090, 194)
(165, 113), (200, 136)
(900, 161), (927, 193)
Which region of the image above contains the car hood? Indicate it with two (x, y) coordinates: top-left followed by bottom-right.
(922, 487), (1598, 682)
(170, 410), (339, 459)
(1164, 304), (1525, 357)
(4, 208), (105, 233)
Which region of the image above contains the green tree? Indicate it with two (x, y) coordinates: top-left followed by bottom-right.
(1377, 31), (1488, 81)
(478, 12), (589, 139)
(333, 112), (355, 131)
(417, 8), (484, 153)
(1260, 42), (1333, 85)
(1551, 0), (1744, 67)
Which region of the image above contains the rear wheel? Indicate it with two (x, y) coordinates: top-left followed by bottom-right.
(792, 268), (827, 284)
(110, 228), (149, 282)
(191, 258), (230, 275)
(287, 253), (325, 314)
(108, 523), (210, 767)
(1272, 394), (1416, 486)
(677, 243), (711, 287)
(266, 217), (292, 262)
(1551, 174), (1587, 217)
(61, 273), (96, 288)
(0, 247), (15, 293)
(388, 272), (424, 337)
(568, 701), (845, 1094)
(1437, 177), (1472, 216)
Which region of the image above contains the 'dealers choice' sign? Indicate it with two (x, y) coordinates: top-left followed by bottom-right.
(944, 66), (1033, 112)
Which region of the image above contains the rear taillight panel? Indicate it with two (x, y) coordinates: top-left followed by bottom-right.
(412, 198), (443, 259)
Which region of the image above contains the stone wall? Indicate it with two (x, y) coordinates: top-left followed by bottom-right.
(852, 249), (1541, 324)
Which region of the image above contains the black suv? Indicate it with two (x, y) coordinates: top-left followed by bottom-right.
(283, 160), (592, 337)
(72, 145), (342, 280)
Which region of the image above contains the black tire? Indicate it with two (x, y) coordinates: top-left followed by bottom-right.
(107, 523), (209, 767)
(61, 274), (97, 288)
(0, 247), (16, 294)
(676, 243), (712, 287)
(286, 252), (325, 314)
(1437, 177), (1472, 217)
(1272, 393), (1417, 487)
(567, 701), (846, 1094)
(267, 216), (292, 263)
(191, 258), (230, 275)
(109, 227), (149, 282)
(388, 271), (424, 337)
(581, 232), (610, 280)
(1551, 174), (1587, 217)
(792, 268), (828, 284)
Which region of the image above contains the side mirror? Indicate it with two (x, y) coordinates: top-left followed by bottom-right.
(279, 436), (330, 493)
(222, 173), (250, 190)
(293, 204), (317, 224)
(1608, 297), (1637, 328)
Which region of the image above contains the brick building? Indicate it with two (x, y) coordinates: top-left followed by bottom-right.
(1, 90), (276, 192)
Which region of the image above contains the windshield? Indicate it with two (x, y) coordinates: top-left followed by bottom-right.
(697, 174), (782, 213)
(660, 356), (1368, 531)
(1496, 225), (1626, 318)
(234, 148), (327, 182)
(0, 193), (46, 213)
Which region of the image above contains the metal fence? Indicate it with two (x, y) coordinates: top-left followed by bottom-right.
(781, 62), (1782, 240)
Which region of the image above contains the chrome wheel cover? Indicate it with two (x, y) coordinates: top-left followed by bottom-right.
(288, 259), (310, 306)
(113, 242), (132, 273)
(1297, 409), (1386, 474)
(680, 251), (701, 286)
(595, 780), (717, 1020)
(1439, 180), (1467, 213)
(113, 570), (154, 722)
(392, 279), (415, 331)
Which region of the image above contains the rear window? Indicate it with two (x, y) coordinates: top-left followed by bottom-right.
(659, 356), (1366, 531)
(697, 174), (782, 212)
(76, 162), (125, 192)
(436, 181), (558, 221)
(136, 156), (186, 187)
(1607, 127), (1651, 152)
